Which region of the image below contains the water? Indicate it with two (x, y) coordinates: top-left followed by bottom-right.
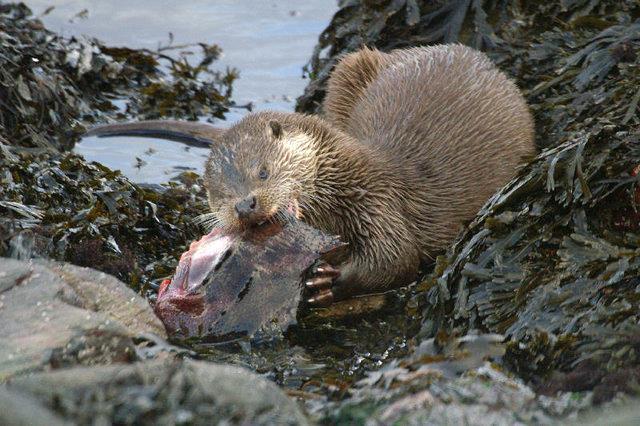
(24, 0), (336, 183)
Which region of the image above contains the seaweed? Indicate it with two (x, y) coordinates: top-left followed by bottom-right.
(297, 0), (506, 112)
(424, 127), (640, 372)
(0, 2), (236, 151)
(418, 5), (640, 400)
(297, 0), (640, 406)
(296, 0), (639, 117)
(0, 1), (238, 290)
(0, 144), (210, 293)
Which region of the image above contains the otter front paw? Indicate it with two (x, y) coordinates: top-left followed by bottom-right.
(305, 262), (340, 307)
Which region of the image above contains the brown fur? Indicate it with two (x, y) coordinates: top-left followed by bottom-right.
(324, 44), (536, 261)
(88, 44), (536, 297)
(323, 46), (389, 133)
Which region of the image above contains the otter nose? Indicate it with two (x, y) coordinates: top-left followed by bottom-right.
(234, 196), (257, 218)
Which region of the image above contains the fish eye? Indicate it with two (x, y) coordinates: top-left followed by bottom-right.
(258, 167), (268, 180)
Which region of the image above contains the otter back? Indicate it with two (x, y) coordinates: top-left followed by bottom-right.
(322, 44), (535, 260)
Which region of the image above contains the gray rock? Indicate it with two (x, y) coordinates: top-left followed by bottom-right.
(4, 359), (308, 425)
(0, 386), (68, 426)
(574, 399), (640, 426)
(0, 258), (166, 380)
(322, 334), (598, 425)
(331, 362), (592, 425)
(0, 258), (308, 424)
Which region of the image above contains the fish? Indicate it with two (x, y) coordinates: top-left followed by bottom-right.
(154, 221), (344, 341)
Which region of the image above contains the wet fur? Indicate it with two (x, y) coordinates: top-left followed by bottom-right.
(89, 44), (536, 297)
(207, 44), (535, 295)
(318, 44), (535, 292)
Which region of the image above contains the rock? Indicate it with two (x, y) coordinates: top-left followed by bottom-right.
(3, 359), (309, 425)
(0, 259), (308, 425)
(0, 386), (67, 426)
(0, 258), (166, 380)
(574, 399), (640, 426)
(329, 360), (596, 425)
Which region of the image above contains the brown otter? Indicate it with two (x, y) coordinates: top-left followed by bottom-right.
(87, 44), (536, 305)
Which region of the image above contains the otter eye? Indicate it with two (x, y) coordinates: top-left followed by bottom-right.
(268, 120), (283, 139)
(258, 168), (268, 180)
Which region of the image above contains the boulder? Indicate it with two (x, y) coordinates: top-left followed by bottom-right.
(0, 258), (166, 380)
(3, 359), (308, 425)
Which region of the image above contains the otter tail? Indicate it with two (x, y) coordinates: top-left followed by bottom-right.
(85, 120), (225, 148)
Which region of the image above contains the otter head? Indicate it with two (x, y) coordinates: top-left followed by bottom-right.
(203, 113), (317, 232)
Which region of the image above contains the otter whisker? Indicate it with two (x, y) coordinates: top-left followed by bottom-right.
(192, 212), (217, 225)
(277, 208), (297, 225)
(274, 210), (286, 225)
(200, 217), (220, 227)
(192, 212), (224, 232)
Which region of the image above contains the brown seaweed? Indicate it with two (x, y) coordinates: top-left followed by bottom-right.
(0, 2), (236, 151)
(0, 144), (212, 293)
(297, 0), (506, 113)
(295, 0), (640, 417)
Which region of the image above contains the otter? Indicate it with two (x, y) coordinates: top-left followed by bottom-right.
(86, 44), (536, 306)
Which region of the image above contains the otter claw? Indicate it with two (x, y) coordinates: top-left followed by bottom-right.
(313, 264), (340, 277)
(305, 276), (333, 290)
(307, 289), (334, 306)
(305, 262), (340, 306)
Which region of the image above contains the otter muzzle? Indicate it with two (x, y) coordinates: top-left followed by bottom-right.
(235, 196), (257, 219)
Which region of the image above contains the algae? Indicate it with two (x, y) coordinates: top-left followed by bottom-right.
(296, 0), (640, 414)
(0, 1), (237, 292)
(0, 2), (236, 151)
(0, 145), (211, 293)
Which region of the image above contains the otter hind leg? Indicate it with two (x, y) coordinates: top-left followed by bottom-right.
(323, 47), (388, 132)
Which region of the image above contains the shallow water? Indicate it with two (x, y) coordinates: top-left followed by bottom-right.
(24, 0), (336, 183)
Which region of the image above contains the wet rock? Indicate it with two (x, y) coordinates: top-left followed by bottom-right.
(574, 399), (640, 425)
(156, 221), (343, 341)
(0, 386), (66, 426)
(2, 359), (308, 426)
(325, 338), (595, 425)
(0, 258), (166, 380)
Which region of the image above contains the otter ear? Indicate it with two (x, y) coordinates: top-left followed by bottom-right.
(268, 120), (283, 139)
